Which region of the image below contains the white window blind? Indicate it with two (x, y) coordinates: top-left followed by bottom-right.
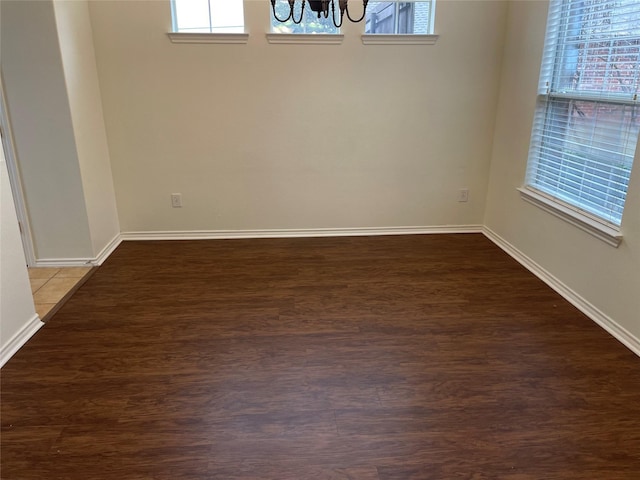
(526, 0), (640, 226)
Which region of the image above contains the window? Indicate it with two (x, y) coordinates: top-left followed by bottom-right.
(365, 1), (435, 34)
(525, 0), (640, 229)
(270, 0), (340, 34)
(171, 0), (244, 33)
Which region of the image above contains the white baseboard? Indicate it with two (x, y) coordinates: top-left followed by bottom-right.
(33, 226), (482, 264)
(120, 225), (483, 241)
(34, 257), (94, 267)
(0, 314), (43, 368)
(93, 234), (122, 266)
(33, 234), (122, 267)
(31, 227), (481, 266)
(483, 226), (640, 357)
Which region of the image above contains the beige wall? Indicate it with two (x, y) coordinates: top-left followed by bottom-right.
(1, 0), (93, 260)
(54, 0), (120, 256)
(89, 0), (508, 233)
(1, 140), (39, 365)
(484, 1), (640, 342)
(1, 0), (120, 262)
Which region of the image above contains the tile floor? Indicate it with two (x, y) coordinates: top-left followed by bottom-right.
(28, 267), (93, 320)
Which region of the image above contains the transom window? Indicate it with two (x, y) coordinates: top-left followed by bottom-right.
(270, 0), (340, 34)
(365, 1), (435, 34)
(525, 0), (640, 228)
(171, 0), (244, 33)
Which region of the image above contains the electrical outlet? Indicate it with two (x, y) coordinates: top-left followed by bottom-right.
(171, 193), (182, 208)
(458, 189), (469, 203)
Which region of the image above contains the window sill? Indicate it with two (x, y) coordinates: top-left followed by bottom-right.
(361, 34), (439, 45)
(518, 187), (623, 248)
(167, 32), (249, 44)
(266, 33), (344, 45)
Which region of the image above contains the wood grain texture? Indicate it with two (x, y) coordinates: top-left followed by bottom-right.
(2, 234), (639, 479)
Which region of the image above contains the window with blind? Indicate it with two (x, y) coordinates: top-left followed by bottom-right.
(525, 0), (640, 229)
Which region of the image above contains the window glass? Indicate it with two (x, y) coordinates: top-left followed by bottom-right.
(365, 1), (434, 34)
(172, 0), (244, 33)
(270, 0), (340, 34)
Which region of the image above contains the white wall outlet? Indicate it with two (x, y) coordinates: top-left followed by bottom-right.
(458, 189), (469, 202)
(171, 193), (182, 208)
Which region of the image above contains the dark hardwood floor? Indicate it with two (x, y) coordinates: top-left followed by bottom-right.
(2, 234), (639, 479)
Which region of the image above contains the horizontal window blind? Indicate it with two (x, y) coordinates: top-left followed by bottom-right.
(528, 0), (640, 226)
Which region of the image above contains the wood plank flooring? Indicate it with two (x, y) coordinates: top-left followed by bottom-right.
(2, 234), (639, 479)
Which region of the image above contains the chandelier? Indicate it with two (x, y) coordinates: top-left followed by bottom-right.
(270, 1), (370, 28)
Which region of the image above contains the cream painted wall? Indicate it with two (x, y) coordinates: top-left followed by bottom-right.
(485, 1), (640, 341)
(53, 0), (120, 256)
(1, 140), (40, 364)
(1, 0), (93, 260)
(89, 0), (508, 233)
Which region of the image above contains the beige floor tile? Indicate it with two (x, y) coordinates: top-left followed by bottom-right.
(35, 303), (56, 319)
(33, 277), (82, 304)
(28, 268), (60, 280)
(29, 277), (49, 293)
(54, 267), (92, 278)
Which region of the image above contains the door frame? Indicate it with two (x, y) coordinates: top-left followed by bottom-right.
(1, 74), (36, 266)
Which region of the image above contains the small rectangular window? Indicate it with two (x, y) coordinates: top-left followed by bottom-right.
(270, 0), (340, 34)
(172, 0), (244, 33)
(365, 1), (434, 34)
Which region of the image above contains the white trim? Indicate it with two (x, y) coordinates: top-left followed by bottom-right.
(32, 234), (122, 267)
(121, 225), (482, 241)
(0, 314), (43, 368)
(483, 226), (640, 358)
(167, 32), (249, 44)
(518, 187), (623, 248)
(361, 34), (439, 45)
(92, 234), (122, 266)
(266, 33), (344, 45)
(34, 258), (95, 268)
(1, 75), (36, 266)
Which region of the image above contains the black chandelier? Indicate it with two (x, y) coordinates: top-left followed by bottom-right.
(270, 1), (370, 28)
